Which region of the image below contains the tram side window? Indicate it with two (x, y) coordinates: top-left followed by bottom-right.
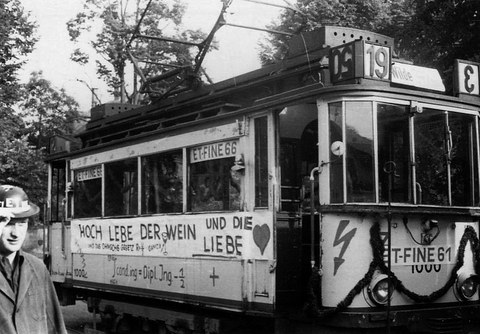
(345, 101), (375, 202)
(377, 104), (410, 203)
(142, 150), (183, 214)
(189, 141), (241, 212)
(329, 103), (344, 203)
(449, 113), (479, 206)
(74, 166), (102, 218)
(255, 117), (269, 207)
(105, 159), (138, 216)
(50, 163), (66, 222)
(415, 110), (478, 206)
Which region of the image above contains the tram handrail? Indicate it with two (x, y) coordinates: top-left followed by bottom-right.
(310, 167), (320, 269)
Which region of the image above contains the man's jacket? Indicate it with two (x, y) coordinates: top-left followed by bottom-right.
(0, 251), (67, 334)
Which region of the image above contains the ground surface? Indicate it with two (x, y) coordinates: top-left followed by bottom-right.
(63, 301), (98, 333)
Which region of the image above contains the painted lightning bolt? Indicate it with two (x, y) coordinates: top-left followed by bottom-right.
(333, 220), (357, 276)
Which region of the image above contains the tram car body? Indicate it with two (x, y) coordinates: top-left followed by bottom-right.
(46, 26), (480, 333)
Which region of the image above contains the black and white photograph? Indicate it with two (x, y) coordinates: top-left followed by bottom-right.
(1, 0), (480, 333)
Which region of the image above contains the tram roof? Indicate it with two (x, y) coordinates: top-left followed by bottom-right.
(46, 26), (480, 161)
(72, 28), (392, 148)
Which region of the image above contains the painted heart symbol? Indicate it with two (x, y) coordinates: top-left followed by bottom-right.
(253, 224), (271, 255)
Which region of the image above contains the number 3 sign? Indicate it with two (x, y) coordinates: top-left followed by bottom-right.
(454, 59), (480, 96)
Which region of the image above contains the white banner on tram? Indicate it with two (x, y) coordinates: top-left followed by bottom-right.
(71, 211), (273, 259)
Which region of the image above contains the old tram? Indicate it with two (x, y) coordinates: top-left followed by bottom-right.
(46, 26), (480, 333)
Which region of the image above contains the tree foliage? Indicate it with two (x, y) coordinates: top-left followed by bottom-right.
(18, 71), (83, 150)
(1, 72), (83, 214)
(259, 0), (412, 65)
(259, 0), (480, 82)
(393, 0), (480, 77)
(0, 0), (39, 197)
(0, 1), (83, 216)
(0, 0), (37, 107)
(0, 132), (45, 206)
(67, 0), (209, 103)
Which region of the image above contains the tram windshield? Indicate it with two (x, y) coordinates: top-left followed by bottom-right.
(329, 101), (479, 206)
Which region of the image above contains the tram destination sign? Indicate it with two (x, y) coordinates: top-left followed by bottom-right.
(76, 165), (102, 181)
(329, 40), (445, 92)
(391, 62), (445, 92)
(190, 140), (238, 163)
(330, 40), (391, 83)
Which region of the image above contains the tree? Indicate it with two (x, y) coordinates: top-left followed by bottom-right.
(392, 0), (480, 89)
(259, 0), (480, 88)
(18, 71), (84, 150)
(0, 133), (46, 205)
(0, 0), (37, 107)
(0, 0), (39, 197)
(259, 0), (412, 65)
(0, 2), (83, 219)
(0, 100), (45, 211)
(67, 0), (210, 103)
(0, 0), (37, 152)
(1, 72), (84, 216)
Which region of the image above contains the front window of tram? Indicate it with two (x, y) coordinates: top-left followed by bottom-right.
(329, 101), (479, 206)
(414, 109), (478, 206)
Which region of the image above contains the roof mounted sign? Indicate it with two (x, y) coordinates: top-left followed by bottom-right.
(391, 62), (445, 92)
(454, 59), (480, 97)
(329, 40), (391, 83)
(329, 40), (445, 92)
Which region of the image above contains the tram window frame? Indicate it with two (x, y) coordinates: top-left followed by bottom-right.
(254, 116), (269, 208)
(326, 98), (479, 206)
(73, 165), (102, 218)
(345, 101), (375, 202)
(49, 162), (67, 222)
(141, 150), (183, 214)
(328, 100), (377, 203)
(66, 161), (73, 220)
(278, 105), (319, 212)
(413, 108), (479, 206)
(104, 158), (138, 217)
(188, 140), (242, 212)
(377, 103), (411, 203)
(328, 103), (344, 203)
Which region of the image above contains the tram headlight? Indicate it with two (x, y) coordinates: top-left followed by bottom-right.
(366, 273), (394, 306)
(455, 272), (479, 301)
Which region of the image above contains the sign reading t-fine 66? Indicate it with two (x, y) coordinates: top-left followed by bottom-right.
(454, 59), (480, 96)
(329, 40), (391, 83)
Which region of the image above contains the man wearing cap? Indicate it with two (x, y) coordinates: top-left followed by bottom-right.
(0, 185), (67, 334)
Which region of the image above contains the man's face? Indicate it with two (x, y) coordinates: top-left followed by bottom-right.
(0, 218), (28, 256)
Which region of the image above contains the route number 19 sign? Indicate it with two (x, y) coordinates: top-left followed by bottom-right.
(329, 40), (391, 83)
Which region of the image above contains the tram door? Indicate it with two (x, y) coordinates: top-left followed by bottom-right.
(276, 104), (319, 309)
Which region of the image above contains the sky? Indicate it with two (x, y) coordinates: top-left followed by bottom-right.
(19, 0), (286, 112)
